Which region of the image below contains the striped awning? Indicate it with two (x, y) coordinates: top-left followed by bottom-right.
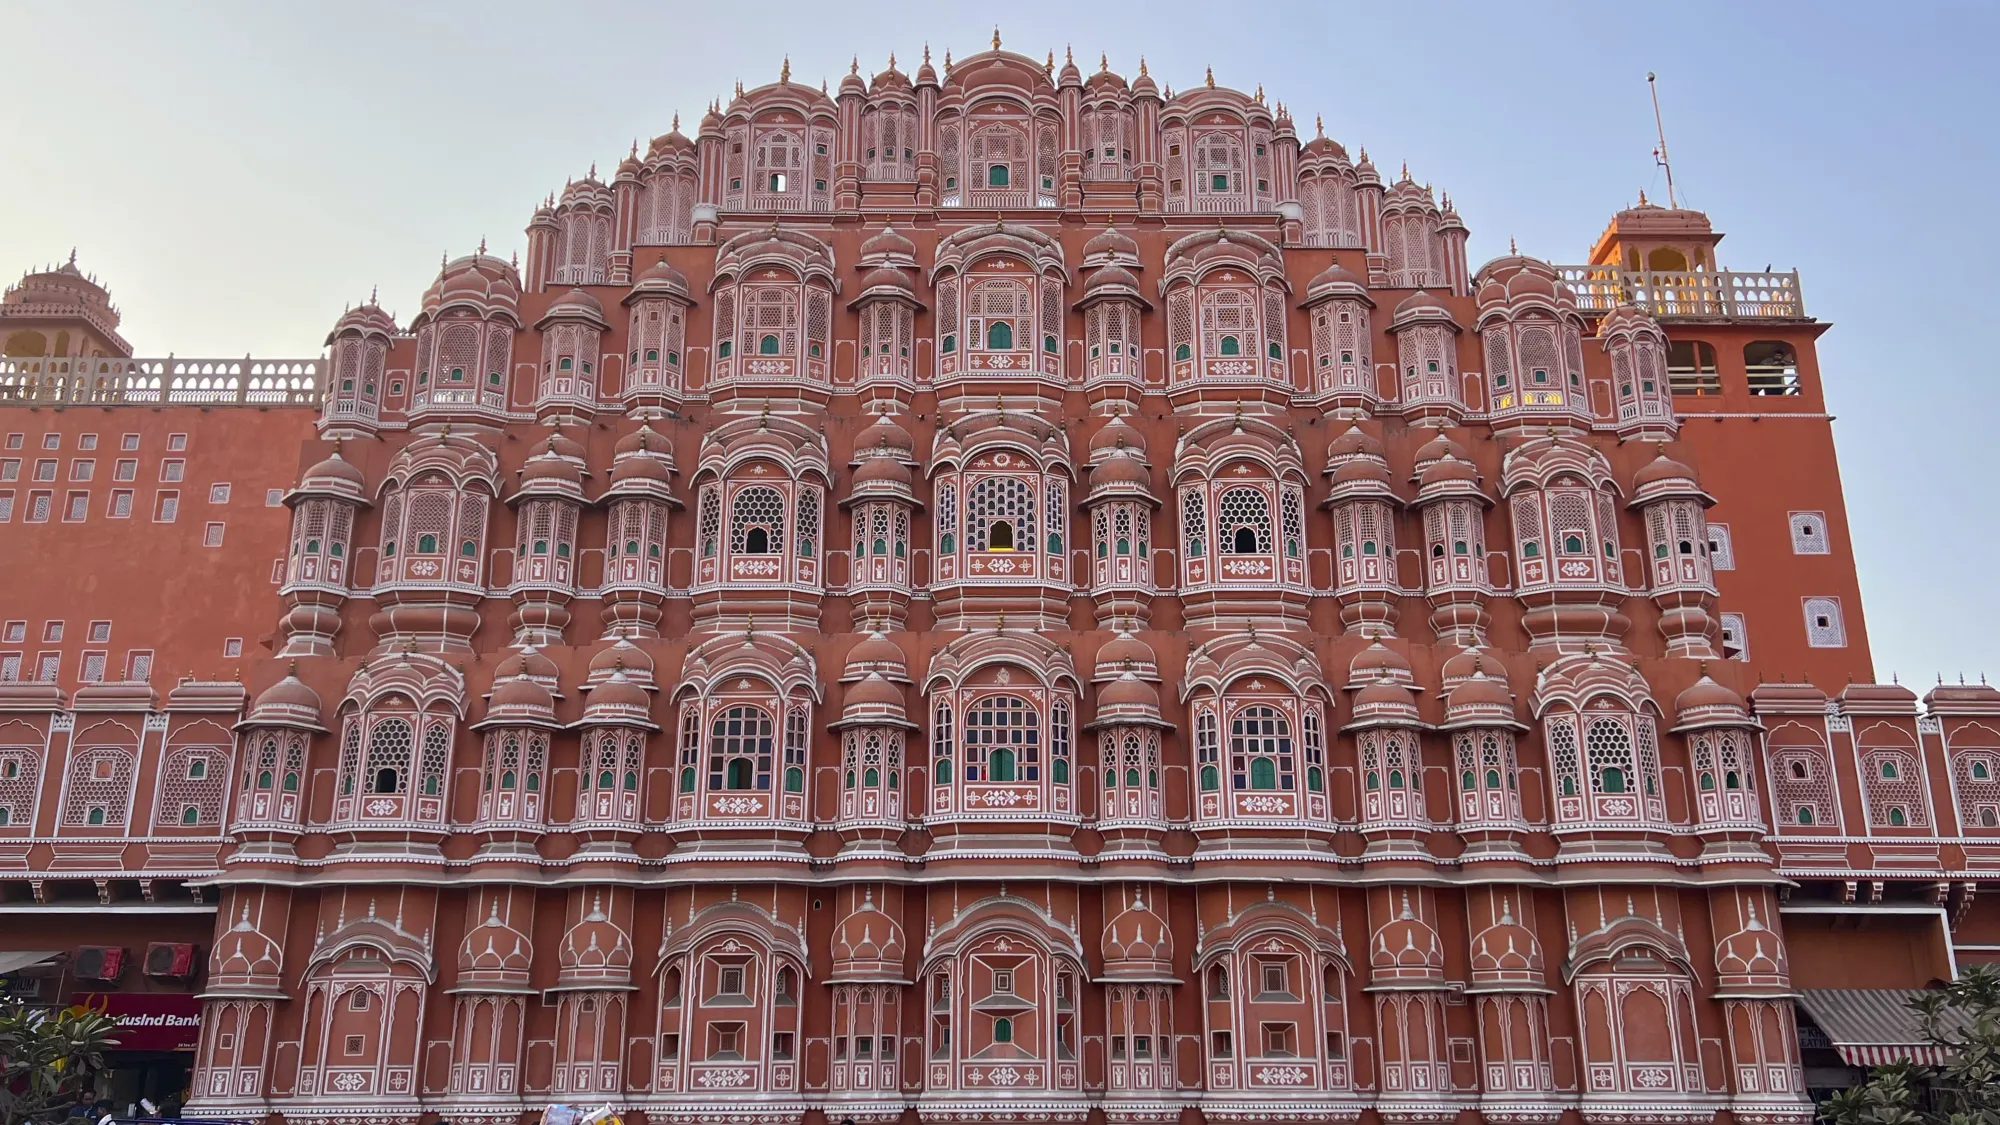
(1797, 990), (1959, 1067)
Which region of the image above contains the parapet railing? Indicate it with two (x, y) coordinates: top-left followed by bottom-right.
(0, 355), (323, 407)
(1553, 267), (1806, 320)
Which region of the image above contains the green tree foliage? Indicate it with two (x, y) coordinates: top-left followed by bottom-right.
(0, 998), (119, 1125)
(1825, 964), (2000, 1125)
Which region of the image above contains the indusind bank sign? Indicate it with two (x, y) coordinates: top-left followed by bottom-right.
(69, 993), (203, 1052)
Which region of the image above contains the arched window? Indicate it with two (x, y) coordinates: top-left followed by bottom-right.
(1219, 335), (1241, 356)
(989, 165), (1010, 188)
(964, 694), (1040, 783)
(730, 486), (785, 556)
(708, 705), (774, 792)
(1216, 488), (1272, 555)
(1197, 709), (1220, 792)
(759, 334), (781, 355)
(364, 718), (412, 795)
(1228, 705), (1294, 792)
(967, 476), (1036, 553)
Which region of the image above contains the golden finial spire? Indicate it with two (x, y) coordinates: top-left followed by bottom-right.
(888, 51), (895, 69)
(1138, 56), (1148, 77)
(1400, 160), (1409, 180)
(672, 112), (679, 130)
(1100, 52), (1109, 72)
(1315, 113), (1324, 137)
(1065, 44), (1074, 64)
(1255, 83), (1264, 103)
(1637, 188), (1649, 205)
(1205, 65), (1215, 88)
(850, 56), (859, 75)
(779, 56), (791, 83)
(993, 26), (1002, 50)
(1046, 49), (1055, 70)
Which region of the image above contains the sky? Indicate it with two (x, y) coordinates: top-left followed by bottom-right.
(2, 1), (1993, 684)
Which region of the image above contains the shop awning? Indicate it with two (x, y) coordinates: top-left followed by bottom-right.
(0, 950), (63, 976)
(1797, 989), (1962, 1067)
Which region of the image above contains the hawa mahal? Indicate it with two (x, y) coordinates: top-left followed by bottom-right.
(0, 35), (1986, 1125)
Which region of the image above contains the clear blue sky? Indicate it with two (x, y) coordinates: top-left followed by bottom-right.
(3, 1), (1992, 684)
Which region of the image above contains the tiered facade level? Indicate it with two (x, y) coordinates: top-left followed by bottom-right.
(0, 39), (1983, 1125)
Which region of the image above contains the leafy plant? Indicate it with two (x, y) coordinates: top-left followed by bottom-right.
(0, 997), (120, 1125)
(1824, 964), (2000, 1125)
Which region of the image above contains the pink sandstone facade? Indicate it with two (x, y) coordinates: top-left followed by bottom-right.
(0, 37), (1985, 1125)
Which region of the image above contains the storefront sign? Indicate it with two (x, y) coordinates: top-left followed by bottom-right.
(68, 992), (202, 1052)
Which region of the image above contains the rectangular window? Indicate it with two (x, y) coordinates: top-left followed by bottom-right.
(42, 622), (63, 643)
(265, 488), (284, 506)
(160, 460), (185, 483)
(33, 460), (56, 482)
(87, 621), (110, 643)
(121, 433), (140, 451)
(209, 483), (231, 504)
(113, 459), (136, 481)
(167, 433), (187, 451)
(0, 491), (12, 522)
(203, 521), (225, 547)
(63, 491), (88, 522)
(77, 434), (97, 451)
(710, 1023), (744, 1059)
(125, 650), (153, 682)
(1211, 1030), (1233, 1059)
(1, 623), (22, 643)
(0, 460), (17, 481)
(3, 434), (20, 450)
(69, 459), (93, 481)
(223, 638), (243, 658)
(108, 490), (133, 518)
(1260, 961), (1287, 996)
(35, 653), (59, 682)
(0, 654), (18, 683)
(27, 491), (51, 522)
(80, 652), (106, 683)
(154, 491), (179, 522)
(40, 434), (59, 451)
(1261, 1023), (1294, 1057)
(270, 558), (285, 583)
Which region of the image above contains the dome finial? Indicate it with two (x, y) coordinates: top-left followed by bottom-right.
(1205, 65), (1215, 88)
(851, 56), (859, 75)
(1510, 237), (1518, 254)
(993, 25), (1002, 50)
(672, 111), (680, 130)
(888, 51), (896, 69)
(1100, 52), (1109, 72)
(1138, 56), (1148, 77)
(1316, 114), (1324, 137)
(780, 55), (791, 83)
(1638, 188), (1650, 206)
